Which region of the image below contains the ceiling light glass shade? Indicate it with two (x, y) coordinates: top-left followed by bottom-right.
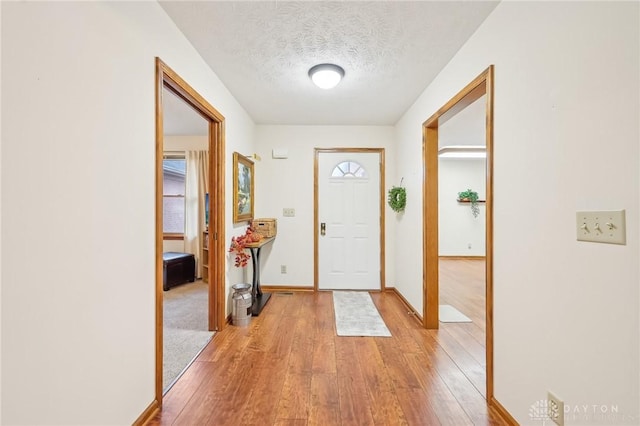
(309, 64), (345, 89)
(438, 145), (486, 158)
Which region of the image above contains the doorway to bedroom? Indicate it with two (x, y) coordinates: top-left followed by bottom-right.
(155, 58), (226, 405)
(161, 87), (212, 393)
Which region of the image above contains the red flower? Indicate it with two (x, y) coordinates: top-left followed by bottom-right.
(229, 225), (263, 267)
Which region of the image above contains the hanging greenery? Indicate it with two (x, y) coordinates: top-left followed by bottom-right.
(387, 186), (407, 212)
(457, 189), (480, 218)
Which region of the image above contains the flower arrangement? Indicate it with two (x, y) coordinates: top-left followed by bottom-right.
(229, 225), (263, 267)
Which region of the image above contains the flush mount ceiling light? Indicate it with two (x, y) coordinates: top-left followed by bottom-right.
(308, 64), (345, 89)
(438, 145), (486, 158)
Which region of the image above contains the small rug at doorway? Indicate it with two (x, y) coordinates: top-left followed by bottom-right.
(439, 304), (472, 323)
(333, 291), (391, 337)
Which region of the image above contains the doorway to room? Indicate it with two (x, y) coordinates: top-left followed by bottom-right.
(422, 66), (495, 400)
(155, 58), (226, 406)
(437, 93), (488, 399)
(161, 87), (211, 393)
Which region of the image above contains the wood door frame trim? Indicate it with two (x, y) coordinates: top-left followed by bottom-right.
(132, 400), (159, 426)
(313, 148), (386, 291)
(154, 58), (226, 406)
(422, 66), (494, 401)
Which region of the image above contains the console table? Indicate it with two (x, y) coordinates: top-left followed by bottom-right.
(245, 237), (275, 316)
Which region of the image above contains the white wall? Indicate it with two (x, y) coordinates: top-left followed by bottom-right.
(253, 125), (396, 288)
(395, 2), (639, 424)
(438, 94), (486, 256)
(439, 158), (486, 256)
(1, 2), (254, 424)
(163, 239), (185, 253)
(164, 134), (208, 152)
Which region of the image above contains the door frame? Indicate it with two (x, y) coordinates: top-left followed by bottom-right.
(155, 58), (226, 405)
(422, 66), (494, 398)
(313, 148), (386, 291)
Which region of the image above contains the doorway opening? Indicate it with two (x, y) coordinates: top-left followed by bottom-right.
(161, 88), (211, 392)
(422, 66), (495, 399)
(155, 58), (226, 405)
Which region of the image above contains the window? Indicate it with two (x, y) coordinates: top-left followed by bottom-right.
(331, 161), (367, 178)
(163, 156), (186, 238)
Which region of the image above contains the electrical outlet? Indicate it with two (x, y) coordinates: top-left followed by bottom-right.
(280, 265), (287, 274)
(547, 391), (564, 426)
(468, 243), (472, 249)
(283, 208), (295, 217)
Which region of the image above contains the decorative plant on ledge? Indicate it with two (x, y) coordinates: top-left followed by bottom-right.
(229, 225), (263, 267)
(457, 189), (480, 218)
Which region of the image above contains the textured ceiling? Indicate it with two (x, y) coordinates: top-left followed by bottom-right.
(160, 1), (499, 125)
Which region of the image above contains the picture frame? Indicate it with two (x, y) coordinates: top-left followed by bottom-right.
(233, 152), (254, 223)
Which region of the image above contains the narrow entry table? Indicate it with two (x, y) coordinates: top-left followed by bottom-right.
(245, 237), (275, 316)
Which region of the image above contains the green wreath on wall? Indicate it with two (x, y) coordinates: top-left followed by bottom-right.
(387, 186), (407, 213)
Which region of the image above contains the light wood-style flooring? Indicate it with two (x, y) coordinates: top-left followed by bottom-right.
(148, 259), (503, 425)
(438, 258), (487, 396)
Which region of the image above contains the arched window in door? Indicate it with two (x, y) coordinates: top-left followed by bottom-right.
(331, 161), (368, 178)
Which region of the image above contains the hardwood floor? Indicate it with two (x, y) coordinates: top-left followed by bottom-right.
(439, 258), (487, 396)
(148, 266), (504, 425)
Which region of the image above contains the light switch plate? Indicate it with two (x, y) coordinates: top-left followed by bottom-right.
(272, 149), (289, 159)
(576, 210), (626, 245)
(547, 391), (564, 426)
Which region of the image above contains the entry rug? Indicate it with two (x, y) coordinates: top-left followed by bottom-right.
(333, 291), (392, 337)
(439, 304), (472, 323)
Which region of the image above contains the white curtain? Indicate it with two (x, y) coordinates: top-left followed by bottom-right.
(184, 150), (209, 278)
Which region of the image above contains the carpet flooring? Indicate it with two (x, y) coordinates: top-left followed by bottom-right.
(163, 280), (214, 392)
(332, 291), (391, 337)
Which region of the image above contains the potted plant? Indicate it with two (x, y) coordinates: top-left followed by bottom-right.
(457, 189), (480, 218)
(229, 225), (262, 267)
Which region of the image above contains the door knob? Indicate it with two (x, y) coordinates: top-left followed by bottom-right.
(320, 222), (326, 236)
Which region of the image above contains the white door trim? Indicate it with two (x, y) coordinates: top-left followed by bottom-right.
(313, 148), (385, 291)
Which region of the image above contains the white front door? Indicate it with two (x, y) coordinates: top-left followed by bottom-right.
(318, 151), (381, 290)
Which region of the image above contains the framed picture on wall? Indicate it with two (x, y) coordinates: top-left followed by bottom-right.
(233, 152), (254, 223)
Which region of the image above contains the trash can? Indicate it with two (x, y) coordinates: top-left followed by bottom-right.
(232, 283), (252, 326)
